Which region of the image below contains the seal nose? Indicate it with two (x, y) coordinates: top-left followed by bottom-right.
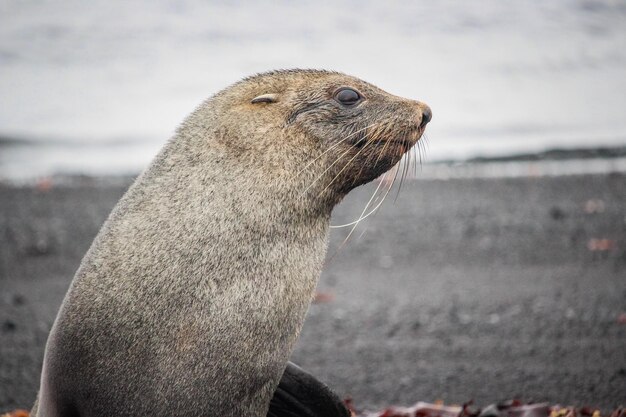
(419, 105), (432, 128)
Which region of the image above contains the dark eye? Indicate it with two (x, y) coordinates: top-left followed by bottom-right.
(334, 88), (362, 106)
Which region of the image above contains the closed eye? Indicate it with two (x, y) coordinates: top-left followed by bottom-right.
(251, 93), (278, 104)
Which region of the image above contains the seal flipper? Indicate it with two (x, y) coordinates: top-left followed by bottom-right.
(267, 362), (350, 417)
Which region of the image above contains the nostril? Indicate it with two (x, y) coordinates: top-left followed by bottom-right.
(420, 107), (432, 128)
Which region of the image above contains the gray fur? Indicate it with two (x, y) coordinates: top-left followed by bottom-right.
(33, 70), (430, 417)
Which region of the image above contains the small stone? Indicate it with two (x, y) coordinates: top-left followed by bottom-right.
(25, 238), (53, 256)
(2, 320), (17, 332)
(549, 206), (566, 220)
(12, 294), (25, 306)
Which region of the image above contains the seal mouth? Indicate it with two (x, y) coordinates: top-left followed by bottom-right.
(367, 139), (413, 155)
(364, 132), (423, 155)
(352, 125), (424, 153)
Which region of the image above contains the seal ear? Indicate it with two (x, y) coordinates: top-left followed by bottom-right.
(251, 93), (278, 104)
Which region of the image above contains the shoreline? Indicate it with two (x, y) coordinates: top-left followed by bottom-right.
(3, 157), (626, 187)
(2, 142), (626, 183)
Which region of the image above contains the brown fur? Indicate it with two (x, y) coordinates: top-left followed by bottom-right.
(33, 69), (430, 417)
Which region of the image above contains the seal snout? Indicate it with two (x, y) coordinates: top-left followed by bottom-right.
(415, 101), (433, 130)
(418, 104), (432, 129)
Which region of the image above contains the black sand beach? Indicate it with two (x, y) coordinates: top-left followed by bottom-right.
(1, 173), (625, 412)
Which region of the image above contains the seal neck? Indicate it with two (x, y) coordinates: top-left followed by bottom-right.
(142, 132), (335, 234)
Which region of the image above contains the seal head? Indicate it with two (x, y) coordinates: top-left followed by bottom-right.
(199, 69), (431, 206)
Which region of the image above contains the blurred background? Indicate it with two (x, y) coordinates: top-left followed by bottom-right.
(1, 0), (626, 414)
(1, 0), (626, 179)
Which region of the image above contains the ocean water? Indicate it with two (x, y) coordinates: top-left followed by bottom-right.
(1, 0), (626, 179)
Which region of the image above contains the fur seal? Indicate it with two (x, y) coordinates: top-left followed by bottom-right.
(32, 69), (431, 417)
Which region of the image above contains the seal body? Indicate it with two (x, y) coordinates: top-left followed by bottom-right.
(34, 70), (431, 417)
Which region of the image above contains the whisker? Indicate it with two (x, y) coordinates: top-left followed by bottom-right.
(422, 133), (430, 151)
(355, 166), (399, 239)
(329, 128), (412, 254)
(370, 129), (397, 194)
(328, 128), (432, 258)
(373, 151), (402, 215)
(377, 152), (402, 216)
(295, 123), (377, 178)
(355, 123), (396, 189)
(394, 132), (411, 202)
(318, 132), (376, 198)
(407, 141), (414, 180)
(300, 140), (362, 197)
(412, 142), (419, 177)
(419, 134), (428, 166)
(352, 124), (385, 185)
(325, 169), (393, 262)
(415, 141), (421, 177)
(365, 161), (398, 219)
(391, 129), (407, 202)
(330, 159), (399, 229)
(413, 146), (417, 178)
(367, 124), (394, 175)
